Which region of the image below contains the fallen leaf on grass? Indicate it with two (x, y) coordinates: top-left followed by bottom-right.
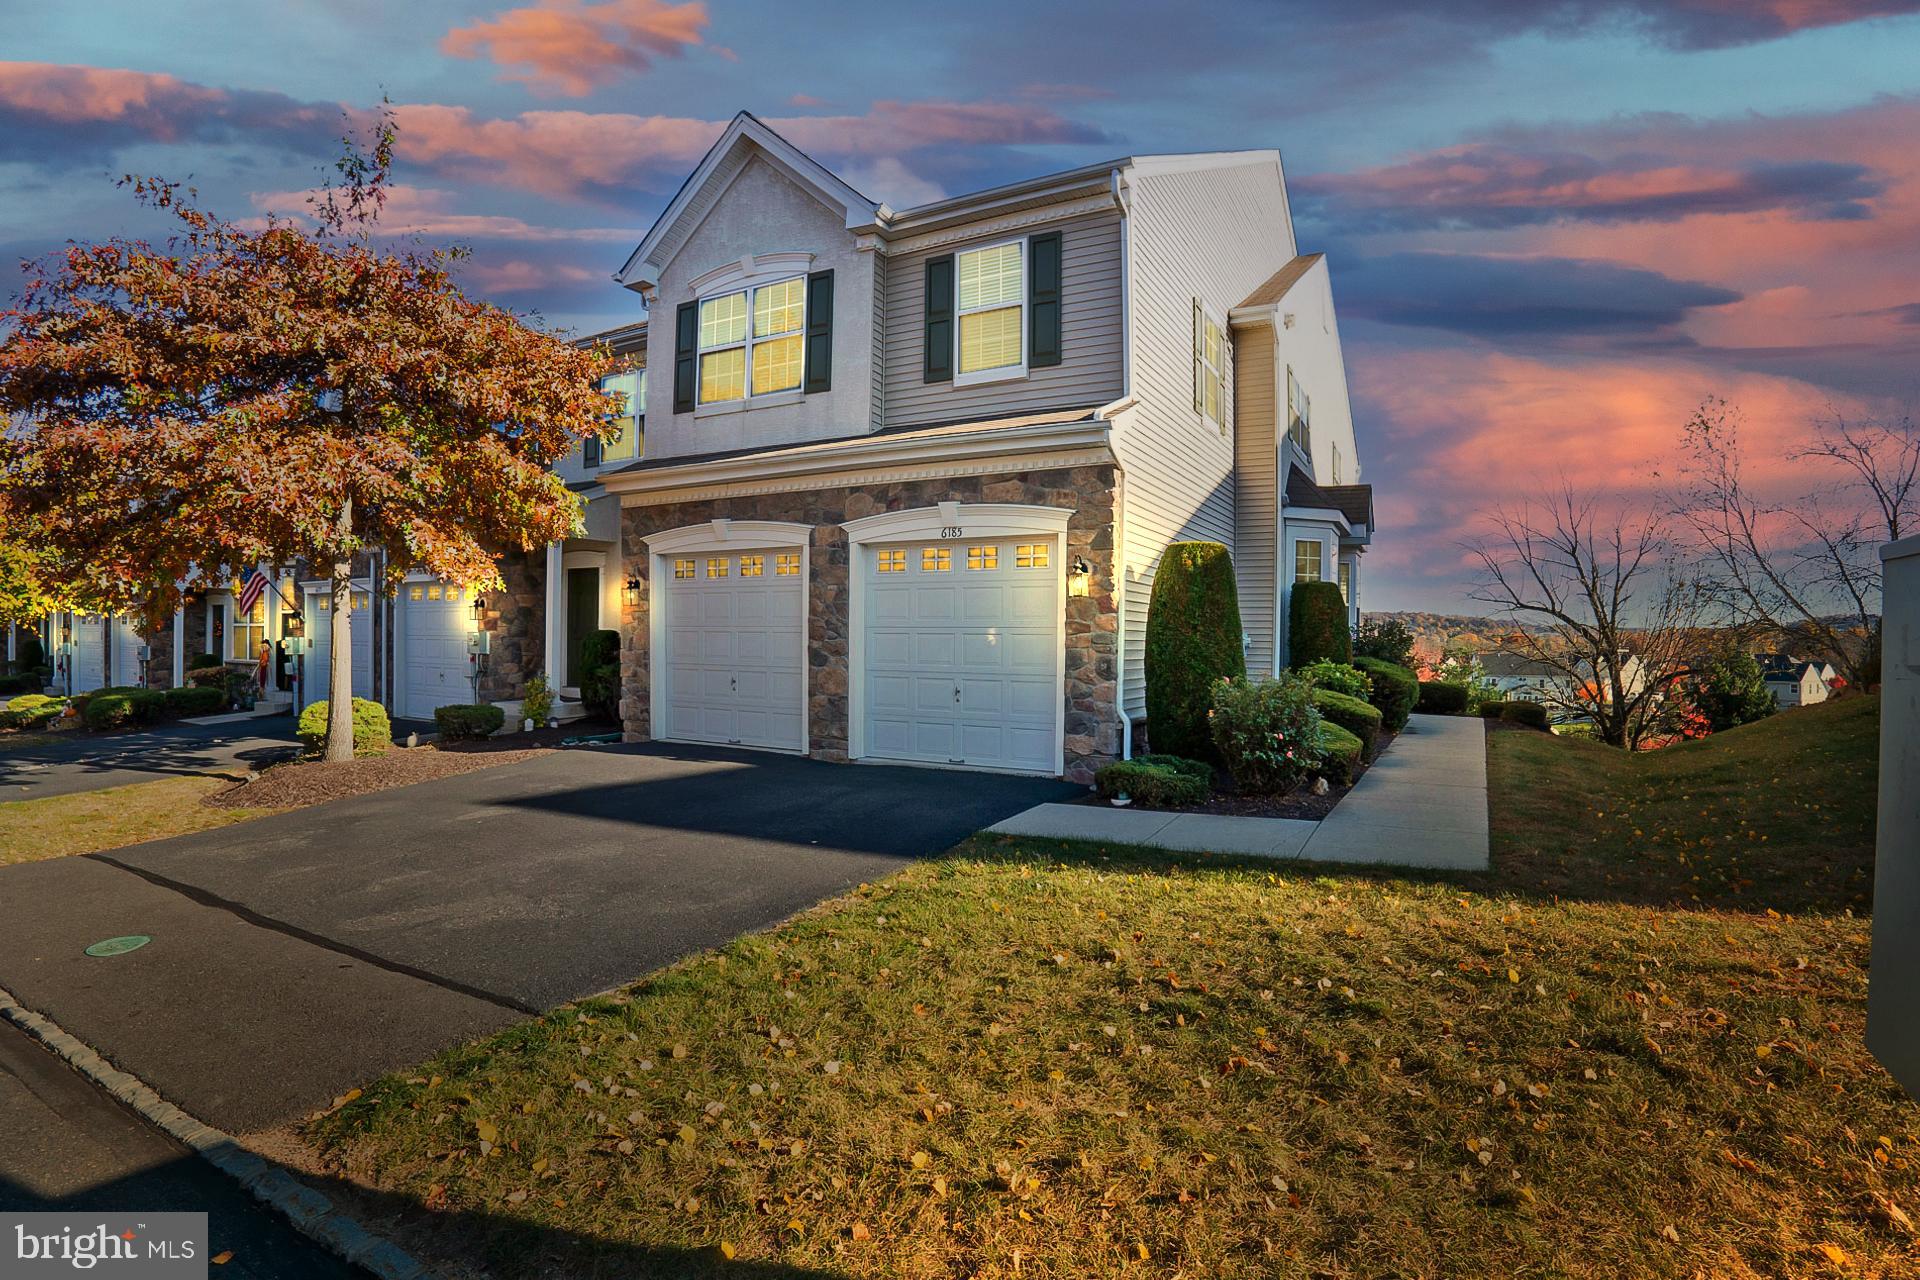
(850, 1221), (871, 1241)
(211, 1252), (233, 1265)
(1816, 1243), (1851, 1265)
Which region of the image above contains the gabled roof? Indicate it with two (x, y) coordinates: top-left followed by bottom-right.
(1285, 464), (1374, 530)
(1479, 653), (1562, 679)
(615, 112), (886, 292)
(1239, 252), (1323, 309)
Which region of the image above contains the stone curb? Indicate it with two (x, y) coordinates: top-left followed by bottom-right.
(0, 983), (431, 1280)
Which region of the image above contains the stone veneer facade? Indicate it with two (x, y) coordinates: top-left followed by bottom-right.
(618, 464), (1121, 782)
(476, 547), (546, 704)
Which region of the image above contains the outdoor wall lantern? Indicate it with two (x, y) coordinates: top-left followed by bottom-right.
(1066, 557), (1094, 598)
(469, 593), (487, 625)
(623, 574), (643, 608)
(281, 610), (305, 640)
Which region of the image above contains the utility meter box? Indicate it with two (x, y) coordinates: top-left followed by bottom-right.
(1869, 533), (1920, 1098)
(467, 632), (491, 657)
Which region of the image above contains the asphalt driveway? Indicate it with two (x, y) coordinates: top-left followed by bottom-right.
(0, 743), (1073, 1131)
(0, 717), (302, 801)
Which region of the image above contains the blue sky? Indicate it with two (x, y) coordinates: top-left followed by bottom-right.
(5, 0), (1918, 609)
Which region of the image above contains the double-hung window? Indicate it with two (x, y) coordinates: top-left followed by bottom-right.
(227, 580), (266, 660)
(955, 240), (1025, 383)
(1294, 539), (1324, 584)
(597, 369), (644, 463)
(698, 278), (804, 404)
(1194, 304), (1225, 428)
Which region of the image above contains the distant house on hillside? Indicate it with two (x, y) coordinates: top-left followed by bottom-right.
(1754, 653), (1833, 709)
(1479, 649), (1649, 723)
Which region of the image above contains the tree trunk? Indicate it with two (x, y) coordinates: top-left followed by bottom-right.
(325, 561), (354, 762)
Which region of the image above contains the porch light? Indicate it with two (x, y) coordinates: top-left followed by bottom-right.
(281, 610), (305, 640)
(469, 593), (486, 625)
(623, 574), (643, 608)
(1066, 558), (1094, 598)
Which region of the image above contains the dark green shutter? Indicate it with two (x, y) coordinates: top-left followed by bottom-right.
(672, 301), (697, 413)
(804, 269), (834, 394)
(923, 254), (954, 383)
(1028, 232), (1062, 368)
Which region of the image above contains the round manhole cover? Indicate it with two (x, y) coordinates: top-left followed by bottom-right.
(84, 935), (151, 958)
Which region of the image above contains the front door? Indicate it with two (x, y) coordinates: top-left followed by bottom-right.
(565, 567), (599, 688)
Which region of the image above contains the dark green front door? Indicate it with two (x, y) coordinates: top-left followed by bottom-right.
(565, 567), (599, 687)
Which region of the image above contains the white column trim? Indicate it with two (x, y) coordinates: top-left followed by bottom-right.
(543, 540), (564, 685)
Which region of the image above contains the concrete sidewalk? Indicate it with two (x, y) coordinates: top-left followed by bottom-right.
(989, 714), (1489, 871)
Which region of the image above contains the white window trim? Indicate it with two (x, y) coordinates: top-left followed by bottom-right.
(596, 368), (644, 464)
(639, 519), (812, 754)
(841, 502), (1070, 776)
(952, 237), (1029, 389)
(1195, 304), (1227, 430)
(695, 275), (807, 410)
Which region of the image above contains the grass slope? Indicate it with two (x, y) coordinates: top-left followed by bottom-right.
(309, 697), (1916, 1279)
(0, 775), (270, 865)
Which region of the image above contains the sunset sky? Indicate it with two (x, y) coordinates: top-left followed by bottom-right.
(5, 1), (1917, 610)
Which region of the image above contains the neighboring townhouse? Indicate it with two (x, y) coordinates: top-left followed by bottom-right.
(1756, 653), (1832, 708)
(587, 112), (1373, 781)
(1479, 653), (1566, 708)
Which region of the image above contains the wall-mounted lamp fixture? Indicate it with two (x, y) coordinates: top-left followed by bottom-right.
(1066, 557), (1094, 598)
(281, 610), (305, 641)
(469, 593), (487, 625)
(623, 574), (643, 608)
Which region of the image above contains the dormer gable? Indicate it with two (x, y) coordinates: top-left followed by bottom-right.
(616, 113), (887, 296)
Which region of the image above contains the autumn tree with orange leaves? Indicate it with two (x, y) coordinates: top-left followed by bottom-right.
(0, 113), (613, 760)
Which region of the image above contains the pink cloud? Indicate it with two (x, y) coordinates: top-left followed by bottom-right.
(460, 258), (602, 293)
(441, 0), (709, 97)
(247, 183), (633, 242)
(0, 60), (222, 126)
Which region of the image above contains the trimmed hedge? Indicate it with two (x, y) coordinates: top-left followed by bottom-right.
(0, 694), (66, 730)
(1312, 688), (1381, 761)
(435, 702), (506, 741)
(1315, 721), (1364, 786)
(1478, 700), (1510, 719)
(1145, 542), (1245, 761)
(162, 685), (225, 717)
(1353, 657), (1418, 733)
(82, 686), (164, 731)
(298, 697), (392, 757)
(1094, 756), (1209, 808)
(1288, 581), (1351, 669)
(1299, 659), (1372, 700)
(579, 628), (622, 721)
(1416, 681), (1470, 715)
(0, 672), (39, 696)
(189, 652), (223, 670)
(1500, 701), (1551, 730)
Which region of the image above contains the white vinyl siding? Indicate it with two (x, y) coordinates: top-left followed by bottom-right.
(1116, 159), (1295, 721)
(882, 213), (1125, 427)
(1232, 329), (1279, 677)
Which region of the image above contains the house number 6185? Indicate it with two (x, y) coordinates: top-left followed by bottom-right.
(939, 526), (964, 538)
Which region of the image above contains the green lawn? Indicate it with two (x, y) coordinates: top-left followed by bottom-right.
(307, 697), (1916, 1279)
(0, 775), (273, 865)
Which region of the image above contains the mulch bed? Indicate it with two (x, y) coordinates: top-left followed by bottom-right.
(1075, 729), (1398, 822)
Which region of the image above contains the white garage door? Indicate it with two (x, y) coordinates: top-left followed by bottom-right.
(401, 582), (474, 720)
(71, 615), (107, 693)
(662, 548), (805, 751)
(111, 617), (146, 686)
(862, 538), (1058, 773)
(305, 588), (373, 706)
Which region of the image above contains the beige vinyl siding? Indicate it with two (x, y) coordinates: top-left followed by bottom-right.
(1116, 159), (1295, 721)
(882, 213), (1125, 427)
(870, 261), (887, 431)
(1232, 329), (1279, 678)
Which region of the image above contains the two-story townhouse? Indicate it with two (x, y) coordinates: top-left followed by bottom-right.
(577, 113), (1372, 782)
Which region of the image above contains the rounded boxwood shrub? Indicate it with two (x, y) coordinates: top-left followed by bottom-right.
(579, 628), (622, 720)
(1145, 542), (1245, 761)
(1208, 673), (1320, 795)
(16, 631), (45, 670)
(1312, 687), (1381, 761)
(1299, 659), (1372, 700)
(1, 694), (66, 730)
(1094, 757), (1209, 808)
(1416, 681), (1470, 715)
(162, 685), (225, 717)
(435, 702), (506, 742)
(298, 697), (392, 757)
(1288, 581), (1351, 669)
(1315, 721), (1364, 785)
(1500, 700), (1551, 730)
(1478, 699), (1509, 719)
(1353, 657), (1418, 733)
(82, 687), (164, 731)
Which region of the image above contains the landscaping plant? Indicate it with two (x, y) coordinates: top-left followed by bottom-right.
(1145, 542), (1245, 760)
(1500, 700), (1551, 730)
(1352, 615), (1416, 667)
(1312, 687), (1382, 760)
(435, 703), (506, 741)
(1207, 673), (1320, 794)
(1093, 756), (1209, 808)
(1287, 581), (1351, 668)
(1678, 651), (1776, 733)
(0, 693), (66, 730)
(1314, 719), (1364, 784)
(520, 674), (555, 728)
(0, 109), (616, 762)
(579, 629), (622, 721)
(1415, 680), (1470, 715)
(297, 698), (391, 757)
(1297, 658), (1372, 700)
(1353, 656), (1419, 732)
(161, 685), (224, 718)
(80, 686), (164, 731)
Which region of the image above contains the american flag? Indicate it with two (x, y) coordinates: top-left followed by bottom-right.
(237, 567), (271, 616)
